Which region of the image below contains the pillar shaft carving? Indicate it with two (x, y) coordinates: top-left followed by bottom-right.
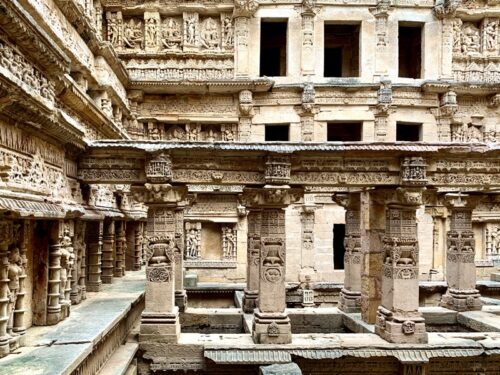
(13, 221), (28, 339)
(102, 220), (115, 284)
(59, 222), (75, 320)
(0, 221), (13, 357)
(71, 221), (86, 304)
(233, 0), (257, 77)
(440, 193), (482, 311)
(334, 193), (362, 313)
(243, 209), (262, 313)
(114, 221), (126, 278)
(87, 221), (103, 292)
(301, 1), (315, 76)
(47, 221), (63, 326)
(375, 188), (427, 344)
(134, 222), (144, 271)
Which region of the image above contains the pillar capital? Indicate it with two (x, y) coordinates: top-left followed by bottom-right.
(241, 186), (302, 208)
(233, 0), (259, 18)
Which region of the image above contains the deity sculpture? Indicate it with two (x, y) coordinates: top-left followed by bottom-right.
(485, 21), (498, 51)
(223, 227), (236, 259)
(162, 18), (182, 49)
(461, 23), (480, 54)
(185, 16), (197, 45)
(222, 16), (233, 47)
(123, 19), (143, 49)
(7, 247), (22, 336)
(145, 18), (158, 47)
(60, 228), (75, 305)
(201, 18), (219, 49)
(186, 228), (200, 259)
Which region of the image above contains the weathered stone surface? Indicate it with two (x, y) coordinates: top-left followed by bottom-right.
(260, 363), (302, 375)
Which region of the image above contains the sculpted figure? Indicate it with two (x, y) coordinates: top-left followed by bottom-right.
(186, 229), (199, 259)
(108, 21), (119, 46)
(223, 16), (233, 46)
(123, 19), (143, 49)
(162, 18), (182, 49)
(485, 21), (497, 51)
(145, 18), (158, 47)
(461, 24), (480, 53)
(186, 16), (197, 45)
(491, 226), (500, 253)
(7, 247), (22, 336)
(201, 18), (219, 49)
(224, 228), (236, 258)
(60, 228), (75, 303)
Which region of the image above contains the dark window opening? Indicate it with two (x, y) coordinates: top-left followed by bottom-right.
(396, 122), (422, 141)
(399, 25), (422, 79)
(265, 124), (289, 141)
(333, 224), (345, 270)
(324, 24), (360, 77)
(260, 20), (287, 77)
(327, 122), (362, 142)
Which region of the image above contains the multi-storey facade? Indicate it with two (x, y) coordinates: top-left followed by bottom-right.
(0, 0), (500, 374)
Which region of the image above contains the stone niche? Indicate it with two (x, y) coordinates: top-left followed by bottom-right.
(185, 220), (238, 268)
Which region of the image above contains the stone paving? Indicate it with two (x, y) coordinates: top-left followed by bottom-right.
(0, 271), (145, 375)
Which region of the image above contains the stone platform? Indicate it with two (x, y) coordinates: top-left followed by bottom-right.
(0, 271), (145, 375)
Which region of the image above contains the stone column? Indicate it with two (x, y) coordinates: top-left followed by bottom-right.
(140, 205), (182, 343)
(71, 221), (86, 305)
(299, 197), (316, 281)
(370, 1), (392, 79)
(114, 221), (125, 277)
(233, 0), (257, 78)
(300, 2), (315, 77)
(243, 209), (262, 313)
(102, 220), (115, 284)
(440, 193), (482, 311)
(13, 221), (28, 339)
(238, 90), (254, 142)
(134, 222), (144, 271)
(78, 221), (87, 301)
(140, 152), (185, 343)
(87, 220), (103, 292)
(174, 207), (187, 311)
(375, 188), (427, 344)
(0, 221), (13, 357)
(334, 193), (362, 313)
(47, 221), (63, 325)
(253, 206), (291, 344)
(360, 190), (385, 323)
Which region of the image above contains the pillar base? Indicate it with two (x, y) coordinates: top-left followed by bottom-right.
(252, 310), (292, 344)
(101, 275), (113, 284)
(86, 281), (102, 292)
(139, 308), (180, 343)
(440, 289), (482, 312)
(0, 335), (10, 358)
(375, 306), (427, 344)
(175, 290), (187, 312)
(46, 306), (62, 326)
(339, 288), (361, 313)
(8, 334), (21, 351)
(243, 289), (258, 313)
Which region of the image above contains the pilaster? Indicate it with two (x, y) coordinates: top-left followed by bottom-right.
(375, 187), (427, 344)
(440, 193), (482, 311)
(0, 221), (13, 357)
(87, 220), (103, 292)
(233, 0), (258, 78)
(47, 221), (63, 326)
(301, 0), (316, 77)
(243, 209), (261, 313)
(102, 220), (115, 284)
(334, 193), (362, 313)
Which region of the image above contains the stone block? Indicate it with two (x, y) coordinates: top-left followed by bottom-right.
(260, 363), (302, 375)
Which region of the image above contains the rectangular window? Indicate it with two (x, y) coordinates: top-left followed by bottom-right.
(333, 224), (345, 270)
(327, 122), (362, 142)
(260, 20), (287, 77)
(324, 24), (360, 78)
(265, 124), (290, 141)
(398, 25), (422, 79)
(396, 122), (422, 141)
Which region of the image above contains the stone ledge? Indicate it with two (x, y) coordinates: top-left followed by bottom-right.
(0, 271), (145, 375)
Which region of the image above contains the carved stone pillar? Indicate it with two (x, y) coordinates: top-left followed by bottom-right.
(174, 207), (187, 312)
(13, 221), (28, 339)
(78, 221), (87, 301)
(244, 184), (300, 344)
(434, 1), (459, 80)
(375, 188), (427, 344)
(71, 221), (85, 304)
(299, 83), (316, 142)
(440, 193), (482, 311)
(0, 221), (13, 357)
(360, 190), (385, 323)
(134, 222), (144, 271)
(233, 0), (257, 78)
(243, 209), (262, 313)
(238, 90), (253, 142)
(59, 222), (74, 319)
(374, 80), (393, 141)
(140, 152), (186, 343)
(334, 193), (362, 313)
(87, 220), (103, 292)
(299, 196), (317, 281)
(370, 0), (392, 78)
(47, 221), (63, 325)
(102, 220), (115, 284)
(301, 0), (315, 76)
(114, 221), (126, 277)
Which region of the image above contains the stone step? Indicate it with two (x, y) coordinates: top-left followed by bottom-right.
(98, 342), (138, 375)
